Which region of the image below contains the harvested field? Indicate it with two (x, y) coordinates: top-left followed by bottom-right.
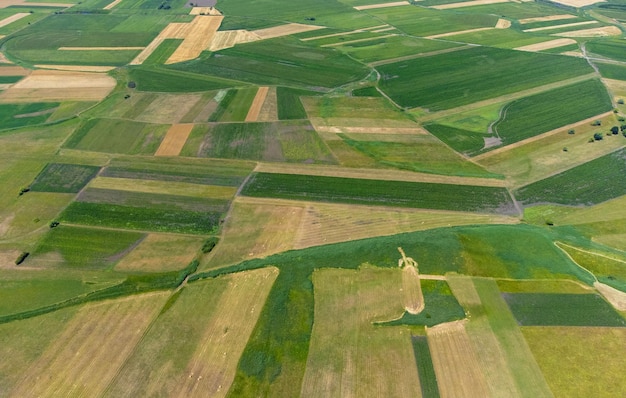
(58, 47), (144, 51)
(556, 26), (621, 37)
(523, 21), (598, 33)
(495, 18), (512, 29)
(594, 282), (626, 311)
(166, 16), (224, 64)
(515, 38), (577, 52)
(0, 1), (73, 7)
(426, 27), (493, 39)
(432, 0), (510, 10)
(0, 66), (29, 76)
(155, 124), (194, 156)
(130, 23), (191, 65)
(0, 70), (115, 102)
(518, 14), (576, 24)
(315, 125), (428, 135)
(252, 23), (324, 40)
(173, 267), (279, 398)
(300, 266), (420, 398)
(103, 0), (123, 9)
(353, 1), (410, 11)
(35, 65), (116, 72)
(244, 86), (269, 122)
(426, 321), (490, 398)
(549, 0), (605, 7)
(137, 94), (202, 124)
(190, 7), (222, 15)
(114, 233), (203, 272)
(88, 177), (237, 199)
(9, 292), (170, 398)
(0, 13), (29, 29)
(208, 30), (260, 52)
(257, 86), (277, 121)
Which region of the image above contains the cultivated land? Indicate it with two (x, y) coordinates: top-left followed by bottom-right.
(2, 0), (626, 395)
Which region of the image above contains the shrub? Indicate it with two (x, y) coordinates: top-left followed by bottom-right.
(594, 132), (604, 141)
(202, 237), (219, 253)
(611, 126), (619, 135)
(15, 252), (29, 265)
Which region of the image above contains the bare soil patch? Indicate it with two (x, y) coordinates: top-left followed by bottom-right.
(555, 26), (621, 37)
(518, 14), (576, 24)
(549, 0), (605, 7)
(245, 86), (269, 122)
(155, 124), (194, 156)
(35, 64), (116, 72)
(0, 70), (115, 102)
(594, 282), (626, 311)
(353, 1), (410, 10)
(252, 23), (324, 40)
(0, 13), (29, 29)
(166, 16), (224, 64)
(432, 0), (509, 10)
(515, 38), (577, 52)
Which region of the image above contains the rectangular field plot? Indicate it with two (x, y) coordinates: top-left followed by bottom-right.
(523, 326), (626, 397)
(0, 102), (60, 130)
(515, 148), (626, 206)
(88, 177), (237, 200)
(64, 118), (168, 155)
(504, 293), (626, 326)
(29, 163), (100, 193)
(105, 267), (278, 398)
(377, 46), (593, 110)
(181, 121), (336, 163)
(411, 336), (439, 398)
(241, 172), (516, 214)
(30, 225), (145, 269)
(300, 266), (421, 397)
(128, 68), (236, 93)
(9, 291), (170, 398)
(114, 233), (203, 272)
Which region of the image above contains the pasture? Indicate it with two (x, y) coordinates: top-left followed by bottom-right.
(114, 233), (204, 272)
(29, 163), (100, 193)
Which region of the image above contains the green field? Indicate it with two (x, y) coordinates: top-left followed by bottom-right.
(276, 87), (317, 120)
(515, 148), (626, 206)
(241, 172), (516, 213)
(377, 46), (593, 110)
(142, 39), (182, 65)
(0, 103), (60, 130)
(503, 293), (626, 326)
(411, 336), (439, 398)
(128, 67), (240, 92)
(585, 39), (626, 62)
(29, 163), (100, 193)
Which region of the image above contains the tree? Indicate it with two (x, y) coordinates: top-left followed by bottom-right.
(611, 126), (619, 135)
(594, 132), (603, 141)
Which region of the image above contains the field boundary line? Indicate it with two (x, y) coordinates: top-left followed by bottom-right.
(353, 1), (410, 10)
(523, 20), (597, 33)
(369, 44), (474, 67)
(103, 0), (123, 9)
(321, 33), (397, 47)
(473, 110), (614, 162)
(554, 241), (598, 282)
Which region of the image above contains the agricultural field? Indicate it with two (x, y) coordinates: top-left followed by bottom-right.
(1, 0), (626, 395)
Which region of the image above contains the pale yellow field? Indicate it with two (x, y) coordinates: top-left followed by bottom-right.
(103, 0), (123, 10)
(58, 46), (143, 51)
(155, 124), (194, 156)
(130, 22), (191, 65)
(594, 282), (626, 311)
(432, 0), (509, 10)
(9, 292), (170, 398)
(89, 177), (237, 199)
(353, 1), (410, 11)
(548, 0), (605, 7)
(425, 27), (494, 39)
(314, 125), (427, 135)
(0, 70), (115, 102)
(244, 86), (269, 122)
(301, 266), (421, 398)
(523, 20), (598, 33)
(257, 86), (278, 121)
(555, 26), (621, 37)
(515, 38), (577, 52)
(402, 264), (424, 314)
(114, 233), (203, 272)
(189, 6), (222, 15)
(208, 30), (260, 52)
(252, 23), (324, 40)
(0, 13), (29, 28)
(173, 267), (279, 398)
(35, 64), (116, 72)
(518, 14), (576, 24)
(166, 16), (224, 64)
(495, 18), (512, 29)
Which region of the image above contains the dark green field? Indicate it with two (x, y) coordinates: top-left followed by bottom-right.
(276, 87), (317, 120)
(411, 336), (440, 398)
(29, 163), (100, 193)
(515, 148), (626, 206)
(377, 46), (593, 110)
(241, 172), (516, 213)
(503, 293), (626, 326)
(128, 67), (239, 92)
(586, 39), (626, 62)
(0, 103), (60, 130)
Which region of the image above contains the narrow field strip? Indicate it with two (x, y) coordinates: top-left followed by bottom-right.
(515, 38), (577, 52)
(252, 23), (324, 40)
(523, 20), (598, 33)
(58, 46), (144, 51)
(432, 0), (510, 10)
(314, 125), (427, 134)
(369, 45), (473, 67)
(173, 267), (279, 398)
(0, 13), (29, 29)
(555, 26), (622, 37)
(89, 176), (237, 199)
(518, 14), (576, 24)
(103, 0), (124, 9)
(301, 28), (378, 42)
(425, 27), (493, 39)
(0, 1), (74, 7)
(35, 65), (117, 72)
(244, 86), (269, 122)
(155, 124), (194, 156)
(322, 34), (397, 47)
(9, 292), (170, 398)
(353, 1), (410, 10)
(0, 66), (30, 76)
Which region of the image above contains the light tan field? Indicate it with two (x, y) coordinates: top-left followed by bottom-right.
(189, 6), (222, 15)
(432, 0), (509, 10)
(427, 321), (491, 398)
(103, 0), (123, 10)
(322, 33), (397, 47)
(257, 86), (278, 121)
(0, 70), (115, 102)
(549, 0), (605, 7)
(9, 292), (170, 398)
(371, 26), (396, 33)
(166, 16), (224, 64)
(136, 93), (202, 124)
(555, 25), (621, 37)
(353, 1), (410, 10)
(398, 248), (424, 314)
(523, 326), (626, 397)
(130, 22), (191, 65)
(252, 23), (324, 40)
(35, 64), (116, 72)
(426, 27), (494, 39)
(0, 1), (74, 8)
(518, 14), (576, 24)
(115, 233), (203, 272)
(89, 177), (237, 199)
(0, 51), (11, 63)
(0, 13), (29, 28)
(515, 38), (577, 52)
(0, 66), (29, 76)
(315, 125), (427, 135)
(523, 20), (597, 32)
(208, 30), (260, 52)
(301, 266), (421, 398)
(155, 124), (194, 156)
(203, 197), (304, 269)
(173, 267), (279, 398)
(495, 18), (512, 29)
(594, 282), (626, 311)
(255, 162), (507, 187)
(245, 86), (269, 122)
